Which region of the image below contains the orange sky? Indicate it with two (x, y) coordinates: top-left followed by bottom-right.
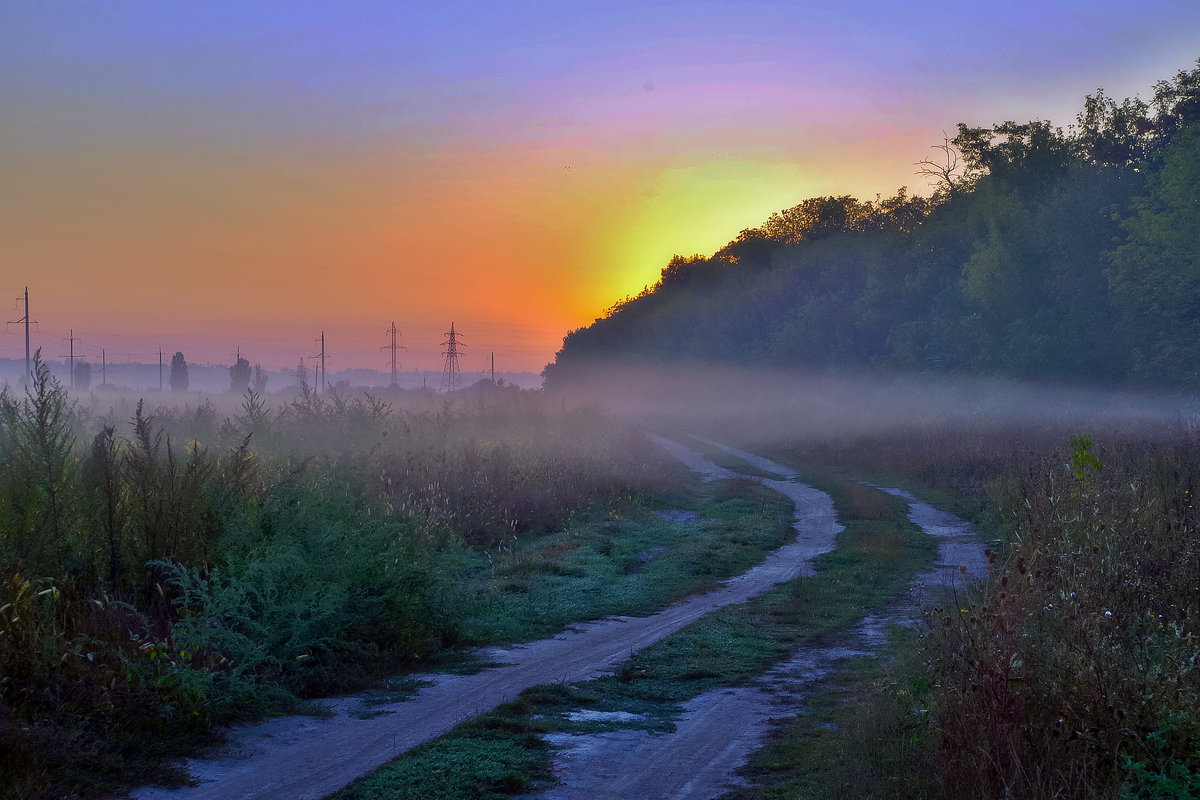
(3, 2), (1199, 376)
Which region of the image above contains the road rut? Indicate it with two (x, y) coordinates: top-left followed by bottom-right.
(536, 447), (987, 800)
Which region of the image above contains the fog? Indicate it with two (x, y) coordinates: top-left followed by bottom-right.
(550, 362), (1196, 444)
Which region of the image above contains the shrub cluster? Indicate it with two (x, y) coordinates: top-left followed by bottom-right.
(929, 433), (1200, 799)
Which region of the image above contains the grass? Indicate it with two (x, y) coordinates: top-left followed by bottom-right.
(456, 479), (796, 645)
(716, 423), (1200, 800)
(330, 471), (936, 800)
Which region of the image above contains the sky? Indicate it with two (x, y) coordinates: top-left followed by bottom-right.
(2, 1), (1199, 376)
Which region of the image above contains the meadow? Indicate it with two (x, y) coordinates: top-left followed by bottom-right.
(4, 353), (1198, 800)
(0, 357), (726, 800)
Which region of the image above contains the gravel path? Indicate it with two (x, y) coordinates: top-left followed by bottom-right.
(130, 439), (840, 800)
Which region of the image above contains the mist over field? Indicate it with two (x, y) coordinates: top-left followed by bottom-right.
(552, 362), (1196, 440)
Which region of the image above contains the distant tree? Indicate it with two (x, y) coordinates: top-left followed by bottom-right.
(295, 360), (308, 393)
(1149, 59), (1200, 144)
(169, 352), (188, 392)
(951, 120), (1075, 184)
(252, 364), (269, 394)
(1074, 89), (1152, 166)
(755, 196), (882, 244)
(229, 356), (251, 394)
(74, 361), (91, 391)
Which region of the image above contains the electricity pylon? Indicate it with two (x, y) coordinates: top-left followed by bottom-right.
(382, 323), (407, 386)
(441, 322), (465, 394)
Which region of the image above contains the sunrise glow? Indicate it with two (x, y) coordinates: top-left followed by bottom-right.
(2, 1), (1199, 376)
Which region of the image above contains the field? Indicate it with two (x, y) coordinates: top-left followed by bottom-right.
(0, 358), (698, 799)
(2, 357), (1198, 799)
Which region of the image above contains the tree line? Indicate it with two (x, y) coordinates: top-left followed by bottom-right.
(545, 59), (1200, 388)
(61, 351), (269, 394)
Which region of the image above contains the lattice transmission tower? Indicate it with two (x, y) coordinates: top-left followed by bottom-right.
(382, 322), (407, 386)
(440, 321), (465, 394)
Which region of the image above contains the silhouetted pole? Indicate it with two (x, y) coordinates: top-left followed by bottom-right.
(24, 288), (29, 382)
(313, 333), (326, 394)
(490, 352), (495, 383)
(7, 288), (36, 383)
(158, 348), (164, 392)
(101, 349), (106, 387)
(62, 329), (81, 389)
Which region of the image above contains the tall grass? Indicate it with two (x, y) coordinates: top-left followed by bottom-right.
(927, 432), (1200, 800)
(0, 358), (677, 800)
(724, 418), (1200, 800)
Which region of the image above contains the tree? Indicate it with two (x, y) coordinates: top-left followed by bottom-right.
(252, 364), (269, 395)
(756, 196), (876, 244)
(169, 352), (188, 392)
(951, 120), (1075, 185)
(74, 361), (91, 392)
(915, 133), (966, 199)
(229, 356), (251, 394)
(1106, 124), (1200, 385)
(1074, 89), (1151, 166)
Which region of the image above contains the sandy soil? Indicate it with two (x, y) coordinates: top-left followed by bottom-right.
(534, 457), (988, 800)
(130, 439), (841, 800)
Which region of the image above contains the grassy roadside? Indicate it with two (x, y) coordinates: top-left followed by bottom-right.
(720, 427), (1200, 800)
(455, 477), (795, 648)
(329, 475), (935, 800)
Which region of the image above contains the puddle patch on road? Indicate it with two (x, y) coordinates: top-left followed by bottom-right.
(655, 509), (701, 524)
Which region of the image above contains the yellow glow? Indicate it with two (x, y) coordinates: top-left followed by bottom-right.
(596, 161), (814, 305)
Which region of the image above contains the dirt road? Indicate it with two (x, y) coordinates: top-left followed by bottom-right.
(536, 466), (987, 800)
(131, 440), (841, 800)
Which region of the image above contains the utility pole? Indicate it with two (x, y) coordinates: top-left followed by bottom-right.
(440, 321), (464, 394)
(7, 287), (37, 384)
(158, 348), (164, 392)
(313, 332), (326, 394)
(101, 349), (106, 388)
(382, 322), (407, 387)
(23, 288), (30, 382)
(490, 352), (495, 384)
(62, 329), (81, 389)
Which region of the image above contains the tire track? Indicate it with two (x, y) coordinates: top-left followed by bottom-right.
(537, 444), (987, 800)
